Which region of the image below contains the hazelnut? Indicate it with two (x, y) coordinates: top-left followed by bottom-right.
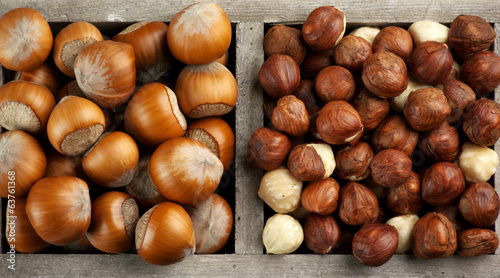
(262, 213), (303, 254)
(303, 213), (341, 254)
(348, 26), (380, 46)
(439, 79), (476, 124)
(372, 26), (413, 61)
(411, 212), (457, 259)
(389, 75), (431, 112)
(263, 94), (277, 119)
(301, 177), (340, 215)
(408, 20), (450, 47)
(338, 181), (379, 226)
(333, 35), (372, 73)
(370, 149), (412, 188)
(434, 204), (469, 231)
(334, 142), (374, 181)
(458, 141), (499, 183)
(418, 121), (460, 163)
(449, 15), (496, 54)
(370, 115), (418, 157)
(247, 127), (293, 170)
(287, 143), (335, 182)
(386, 214), (420, 254)
(462, 98), (500, 147)
(292, 79), (322, 116)
(300, 51), (334, 80)
(352, 88), (391, 132)
(362, 51), (408, 98)
(352, 223), (398, 267)
(271, 95), (310, 137)
(302, 6), (346, 53)
(408, 41), (453, 86)
(264, 25), (307, 65)
(422, 162), (466, 206)
(316, 101), (364, 145)
(315, 65), (356, 103)
(258, 166), (303, 213)
(403, 87), (451, 132)
(459, 50), (500, 95)
(457, 228), (499, 257)
(458, 181), (500, 227)
(386, 172), (423, 214)
(258, 54), (301, 99)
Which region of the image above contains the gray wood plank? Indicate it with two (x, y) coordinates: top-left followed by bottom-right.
(495, 23), (500, 255)
(234, 21), (265, 255)
(1, 0), (499, 23)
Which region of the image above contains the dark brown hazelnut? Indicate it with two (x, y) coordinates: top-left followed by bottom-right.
(457, 228), (499, 257)
(352, 223), (398, 267)
(338, 181), (379, 226)
(287, 142), (335, 181)
(362, 51), (408, 98)
(315, 65), (356, 103)
(334, 142), (374, 181)
(372, 26), (413, 61)
(449, 15), (496, 54)
(434, 204), (469, 231)
(440, 79), (476, 124)
(247, 127), (293, 170)
(422, 162), (465, 206)
(303, 213), (341, 254)
(462, 98), (500, 147)
(264, 25), (307, 65)
(370, 149), (412, 188)
(292, 79), (322, 116)
(386, 172), (423, 214)
(333, 35), (372, 72)
(271, 95), (310, 137)
(258, 54), (301, 99)
(403, 87), (451, 132)
(300, 51), (334, 79)
(408, 41), (453, 86)
(352, 88), (391, 132)
(316, 101), (364, 145)
(263, 94), (277, 119)
(418, 121), (460, 163)
(370, 115), (418, 156)
(301, 177), (340, 215)
(411, 212), (457, 259)
(302, 6), (346, 53)
(459, 51), (500, 95)
(458, 181), (500, 227)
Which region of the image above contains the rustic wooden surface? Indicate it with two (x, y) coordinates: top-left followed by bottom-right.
(1, 0), (500, 277)
(495, 23), (500, 256)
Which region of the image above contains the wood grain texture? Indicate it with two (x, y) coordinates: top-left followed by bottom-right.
(1, 0), (499, 23)
(495, 23), (500, 256)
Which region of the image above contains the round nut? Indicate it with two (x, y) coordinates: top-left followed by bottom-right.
(418, 121), (460, 163)
(457, 228), (499, 257)
(258, 54), (301, 99)
(258, 166), (303, 213)
(352, 223), (398, 267)
(386, 172), (423, 214)
(301, 177), (340, 215)
(362, 51), (408, 98)
(372, 26), (413, 61)
(247, 127), (293, 170)
(370, 149), (412, 188)
(458, 141), (499, 183)
(408, 41), (453, 86)
(449, 15), (496, 54)
(316, 101), (364, 145)
(338, 181), (379, 226)
(352, 88), (391, 132)
(271, 95), (310, 137)
(462, 98), (500, 147)
(411, 212), (457, 259)
(315, 65), (356, 103)
(302, 6), (346, 53)
(458, 181), (500, 227)
(303, 213), (341, 254)
(287, 143), (335, 182)
(408, 20), (450, 47)
(386, 214), (420, 254)
(334, 142), (374, 181)
(403, 87), (451, 132)
(262, 213), (303, 254)
(439, 79), (476, 124)
(459, 51), (500, 95)
(264, 25), (307, 65)
(422, 162), (466, 206)
(333, 35), (372, 73)
(370, 115), (419, 157)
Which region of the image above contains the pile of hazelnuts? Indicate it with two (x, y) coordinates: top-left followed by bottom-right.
(248, 5), (500, 266)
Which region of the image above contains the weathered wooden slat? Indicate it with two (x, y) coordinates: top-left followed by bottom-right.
(1, 0), (499, 23)
(494, 22), (500, 255)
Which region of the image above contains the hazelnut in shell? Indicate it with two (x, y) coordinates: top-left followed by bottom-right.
(315, 65), (356, 103)
(333, 35), (372, 73)
(352, 88), (391, 132)
(370, 115), (418, 157)
(386, 172), (423, 215)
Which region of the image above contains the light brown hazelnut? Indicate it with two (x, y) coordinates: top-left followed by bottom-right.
(362, 51), (408, 98)
(300, 51), (334, 80)
(262, 213), (303, 254)
(408, 20), (450, 47)
(458, 181), (500, 227)
(338, 181), (379, 226)
(386, 214), (420, 254)
(352, 223), (398, 267)
(303, 213), (341, 254)
(334, 142), (374, 181)
(333, 35), (372, 73)
(449, 15), (496, 54)
(316, 101), (364, 145)
(271, 95), (310, 137)
(302, 6), (346, 53)
(370, 149), (412, 188)
(264, 25), (307, 65)
(422, 162), (465, 206)
(403, 87), (451, 132)
(258, 54), (301, 99)
(462, 98), (500, 147)
(386, 172), (423, 214)
(458, 141), (499, 183)
(439, 79), (476, 124)
(352, 88), (391, 132)
(247, 127), (293, 170)
(292, 79), (322, 116)
(258, 166), (303, 213)
(301, 177), (340, 215)
(459, 51), (500, 95)
(418, 121), (460, 163)
(370, 115), (418, 157)
(411, 212), (457, 259)
(315, 65), (356, 103)
(457, 228), (499, 257)
(408, 41), (453, 86)
(287, 143), (335, 182)
(372, 26), (413, 61)
(349, 26), (380, 46)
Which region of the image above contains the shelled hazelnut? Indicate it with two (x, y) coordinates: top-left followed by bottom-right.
(264, 25), (307, 65)
(372, 26), (413, 61)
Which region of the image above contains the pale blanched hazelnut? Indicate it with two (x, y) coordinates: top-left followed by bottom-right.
(262, 213), (304, 254)
(459, 141), (499, 183)
(389, 75), (431, 112)
(386, 214), (420, 254)
(258, 166), (303, 213)
(349, 26), (381, 46)
(408, 20), (450, 47)
(287, 143), (335, 181)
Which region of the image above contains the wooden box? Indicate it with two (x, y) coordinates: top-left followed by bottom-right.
(1, 1), (499, 277)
